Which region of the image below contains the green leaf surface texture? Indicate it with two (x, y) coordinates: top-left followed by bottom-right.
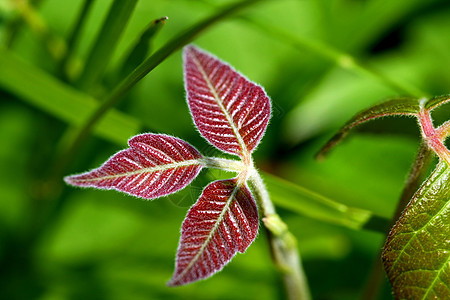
(382, 162), (450, 299)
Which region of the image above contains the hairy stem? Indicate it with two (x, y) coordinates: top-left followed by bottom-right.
(202, 157), (245, 173)
(418, 103), (450, 165)
(248, 170), (311, 300)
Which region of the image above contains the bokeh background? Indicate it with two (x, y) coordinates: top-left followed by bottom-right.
(1, 0), (450, 299)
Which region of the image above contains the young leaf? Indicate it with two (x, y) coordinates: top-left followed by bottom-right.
(168, 179), (259, 286)
(424, 94), (450, 111)
(317, 97), (420, 159)
(382, 162), (450, 299)
(184, 45), (271, 159)
(65, 134), (203, 199)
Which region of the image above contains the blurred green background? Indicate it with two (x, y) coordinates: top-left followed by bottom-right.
(1, 0), (450, 299)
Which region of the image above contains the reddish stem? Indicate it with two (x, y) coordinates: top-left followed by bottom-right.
(418, 106), (450, 165)
(437, 120), (450, 141)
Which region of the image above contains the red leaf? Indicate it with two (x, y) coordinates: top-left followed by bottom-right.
(168, 178), (259, 286)
(64, 134), (203, 199)
(184, 45), (271, 158)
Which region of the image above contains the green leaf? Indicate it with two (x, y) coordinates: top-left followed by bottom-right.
(382, 162), (450, 299)
(118, 17), (168, 80)
(75, 0), (139, 91)
(0, 47), (141, 145)
(107, 0), (266, 103)
(262, 173), (389, 232)
(425, 94), (450, 111)
(317, 97), (420, 159)
(58, 0), (97, 80)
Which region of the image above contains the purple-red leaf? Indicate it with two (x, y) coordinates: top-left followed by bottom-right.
(168, 178), (259, 286)
(64, 134), (203, 199)
(184, 45), (271, 158)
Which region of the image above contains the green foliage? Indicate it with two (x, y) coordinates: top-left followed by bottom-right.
(0, 47), (141, 145)
(263, 173), (388, 232)
(383, 162), (450, 299)
(118, 17), (168, 81)
(317, 94), (450, 299)
(1, 0), (450, 299)
(75, 0), (139, 91)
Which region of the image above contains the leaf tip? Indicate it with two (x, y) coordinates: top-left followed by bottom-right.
(166, 278), (179, 287)
(168, 179), (258, 286)
(315, 131), (347, 161)
(182, 44), (198, 58)
(63, 174), (75, 186)
(155, 16), (169, 24)
(183, 44), (271, 157)
(63, 173), (85, 187)
(166, 273), (204, 287)
(63, 134), (204, 199)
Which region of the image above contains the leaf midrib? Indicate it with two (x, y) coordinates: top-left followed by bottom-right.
(73, 159), (203, 182)
(190, 50), (250, 159)
(171, 181), (243, 284)
(389, 163), (450, 291)
(421, 253), (450, 299)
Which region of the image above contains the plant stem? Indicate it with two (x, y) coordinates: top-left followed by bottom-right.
(116, 17), (168, 84)
(202, 157), (245, 173)
(248, 169), (311, 300)
(418, 102), (450, 165)
(75, 0), (139, 91)
(58, 0), (97, 80)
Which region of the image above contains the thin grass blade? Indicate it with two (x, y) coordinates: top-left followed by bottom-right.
(59, 0), (266, 174)
(75, 0), (139, 91)
(0, 47), (140, 145)
(58, 0), (97, 80)
(262, 173), (389, 232)
(118, 17), (168, 81)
